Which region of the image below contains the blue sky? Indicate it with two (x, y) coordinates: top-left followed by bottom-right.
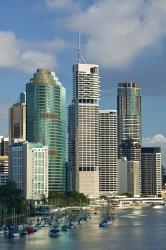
(0, 0), (166, 152)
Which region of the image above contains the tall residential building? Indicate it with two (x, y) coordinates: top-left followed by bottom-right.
(99, 110), (118, 196)
(141, 147), (162, 197)
(117, 82), (141, 161)
(26, 69), (66, 192)
(9, 142), (48, 200)
(9, 92), (26, 144)
(68, 64), (100, 198)
(117, 82), (141, 196)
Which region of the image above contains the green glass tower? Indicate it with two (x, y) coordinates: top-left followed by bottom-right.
(26, 69), (66, 192)
(117, 82), (141, 161)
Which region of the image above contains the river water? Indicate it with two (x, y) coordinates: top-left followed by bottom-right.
(1, 207), (166, 250)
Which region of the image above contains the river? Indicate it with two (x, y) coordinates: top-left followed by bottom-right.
(1, 207), (166, 250)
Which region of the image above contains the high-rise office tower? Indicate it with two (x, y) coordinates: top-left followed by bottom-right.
(9, 141), (48, 200)
(141, 147), (162, 197)
(117, 82), (141, 196)
(26, 69), (66, 192)
(68, 64), (100, 197)
(99, 110), (118, 195)
(9, 92), (26, 144)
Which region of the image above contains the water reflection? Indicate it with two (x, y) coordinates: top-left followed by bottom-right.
(1, 208), (166, 250)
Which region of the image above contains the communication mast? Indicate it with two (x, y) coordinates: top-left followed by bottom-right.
(77, 32), (87, 64)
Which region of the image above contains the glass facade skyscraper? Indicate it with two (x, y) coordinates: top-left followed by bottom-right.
(26, 69), (66, 192)
(117, 82), (141, 196)
(117, 82), (141, 161)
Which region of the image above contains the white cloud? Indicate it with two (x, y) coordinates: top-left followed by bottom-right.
(65, 0), (166, 68)
(0, 31), (68, 73)
(143, 134), (166, 145)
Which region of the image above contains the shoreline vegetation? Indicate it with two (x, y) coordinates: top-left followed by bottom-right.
(0, 181), (165, 224)
(0, 181), (90, 222)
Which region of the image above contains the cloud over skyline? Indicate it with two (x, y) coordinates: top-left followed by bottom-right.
(64, 0), (166, 68)
(143, 134), (166, 145)
(0, 31), (68, 73)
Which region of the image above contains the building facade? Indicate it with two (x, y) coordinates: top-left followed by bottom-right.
(117, 82), (141, 161)
(0, 136), (9, 156)
(9, 92), (26, 144)
(141, 147), (162, 197)
(26, 69), (66, 192)
(118, 157), (128, 194)
(99, 110), (118, 196)
(9, 142), (48, 200)
(0, 156), (8, 185)
(68, 64), (100, 198)
(117, 82), (141, 196)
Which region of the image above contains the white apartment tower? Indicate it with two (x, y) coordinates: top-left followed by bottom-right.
(9, 141), (48, 200)
(99, 110), (118, 196)
(68, 64), (100, 198)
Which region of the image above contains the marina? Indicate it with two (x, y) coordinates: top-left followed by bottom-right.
(0, 207), (166, 250)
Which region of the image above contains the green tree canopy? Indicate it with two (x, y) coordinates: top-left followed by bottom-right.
(48, 191), (89, 206)
(0, 181), (26, 214)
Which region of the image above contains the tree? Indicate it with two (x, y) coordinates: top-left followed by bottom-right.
(41, 194), (47, 209)
(0, 181), (26, 214)
(48, 191), (90, 206)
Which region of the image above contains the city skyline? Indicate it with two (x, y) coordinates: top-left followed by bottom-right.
(0, 0), (166, 155)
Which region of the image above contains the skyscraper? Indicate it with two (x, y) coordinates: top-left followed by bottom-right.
(9, 92), (26, 144)
(141, 147), (162, 197)
(99, 110), (118, 196)
(117, 82), (141, 196)
(26, 69), (66, 192)
(68, 64), (100, 197)
(117, 82), (141, 161)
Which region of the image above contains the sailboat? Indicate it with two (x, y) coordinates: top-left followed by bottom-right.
(9, 208), (20, 237)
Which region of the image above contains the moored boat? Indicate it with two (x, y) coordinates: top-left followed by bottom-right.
(99, 221), (108, 228)
(49, 229), (62, 237)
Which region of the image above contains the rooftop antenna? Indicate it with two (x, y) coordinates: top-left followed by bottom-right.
(77, 32), (87, 64)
